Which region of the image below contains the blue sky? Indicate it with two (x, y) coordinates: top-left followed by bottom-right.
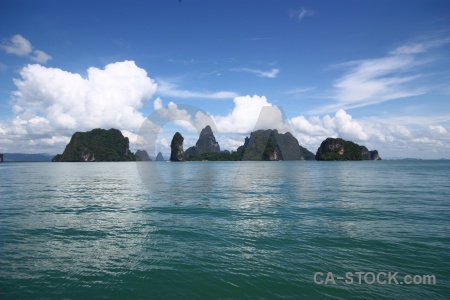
(0, 0), (449, 158)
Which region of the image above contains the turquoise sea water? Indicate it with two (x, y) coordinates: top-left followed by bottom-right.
(0, 161), (449, 299)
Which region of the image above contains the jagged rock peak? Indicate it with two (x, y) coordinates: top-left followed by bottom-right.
(196, 125), (220, 154)
(170, 132), (184, 162)
(238, 129), (315, 161)
(135, 149), (151, 161)
(199, 125), (214, 137)
(156, 152), (165, 161)
(185, 125), (220, 158)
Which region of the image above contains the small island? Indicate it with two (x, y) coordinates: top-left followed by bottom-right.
(315, 137), (381, 161)
(52, 128), (138, 162)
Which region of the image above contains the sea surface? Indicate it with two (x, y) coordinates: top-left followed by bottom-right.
(0, 161), (449, 299)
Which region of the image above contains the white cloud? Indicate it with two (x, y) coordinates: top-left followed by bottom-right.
(157, 79), (237, 99)
(231, 68), (279, 78)
(290, 109), (368, 143)
(390, 43), (425, 55)
(0, 61), (156, 152)
(334, 56), (424, 104)
(286, 87), (316, 95)
(312, 37), (450, 114)
(290, 110), (450, 159)
(31, 49), (52, 64)
(0, 34), (52, 63)
(429, 125), (447, 135)
(289, 8), (315, 22)
(0, 34), (32, 56)
(212, 95), (282, 133)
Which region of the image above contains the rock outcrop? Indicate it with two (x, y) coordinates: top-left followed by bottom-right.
(315, 137), (381, 161)
(237, 129), (315, 161)
(185, 125), (220, 158)
(52, 128), (136, 162)
(155, 152), (165, 161)
(360, 146), (381, 160)
(170, 132), (184, 162)
(135, 149), (151, 161)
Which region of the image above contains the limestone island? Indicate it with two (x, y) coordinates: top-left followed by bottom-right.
(315, 137), (381, 161)
(52, 128), (150, 162)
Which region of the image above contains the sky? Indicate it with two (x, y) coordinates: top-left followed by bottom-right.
(0, 0), (449, 159)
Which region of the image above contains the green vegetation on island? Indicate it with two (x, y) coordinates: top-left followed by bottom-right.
(315, 138), (381, 161)
(52, 128), (137, 162)
(237, 129), (315, 161)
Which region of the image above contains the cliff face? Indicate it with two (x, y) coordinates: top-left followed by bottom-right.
(155, 152), (165, 161)
(52, 128), (136, 162)
(185, 125), (220, 158)
(170, 132), (184, 162)
(360, 146), (382, 160)
(237, 129), (315, 161)
(135, 149), (151, 161)
(316, 138), (381, 161)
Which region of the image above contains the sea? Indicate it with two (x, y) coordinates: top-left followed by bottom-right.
(0, 160), (449, 299)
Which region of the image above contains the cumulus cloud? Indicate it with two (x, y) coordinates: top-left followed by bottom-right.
(231, 68), (279, 78)
(0, 34), (52, 63)
(290, 109), (368, 144)
(212, 95), (283, 133)
(0, 61), (156, 153)
(12, 60), (156, 130)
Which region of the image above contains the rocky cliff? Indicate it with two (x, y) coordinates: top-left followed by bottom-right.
(237, 129), (315, 161)
(170, 132), (184, 162)
(135, 149), (151, 161)
(52, 128), (136, 162)
(315, 138), (381, 161)
(155, 152), (165, 161)
(185, 125), (220, 158)
(360, 146), (381, 160)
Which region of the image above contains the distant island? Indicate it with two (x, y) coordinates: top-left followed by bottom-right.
(315, 138), (381, 161)
(50, 127), (382, 162)
(1, 153), (53, 162)
(135, 149), (152, 161)
(155, 152), (165, 161)
(52, 128), (138, 162)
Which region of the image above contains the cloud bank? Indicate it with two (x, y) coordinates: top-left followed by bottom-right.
(0, 61), (156, 152)
(0, 59), (448, 159)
